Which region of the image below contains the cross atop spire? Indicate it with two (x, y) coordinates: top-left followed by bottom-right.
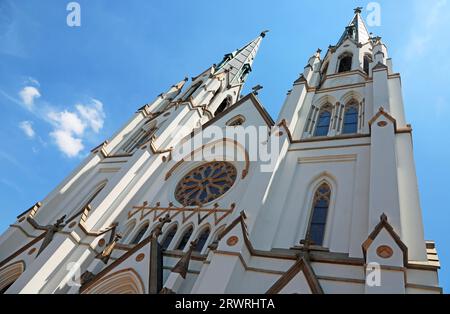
(354, 6), (363, 14)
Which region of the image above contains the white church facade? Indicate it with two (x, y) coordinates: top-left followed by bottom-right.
(0, 9), (442, 294)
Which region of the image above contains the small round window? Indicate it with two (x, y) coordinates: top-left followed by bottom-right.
(175, 162), (237, 206)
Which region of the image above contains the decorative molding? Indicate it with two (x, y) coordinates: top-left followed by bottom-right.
(266, 257), (324, 294)
(298, 154), (357, 164)
(128, 202), (236, 227)
(362, 214), (408, 266)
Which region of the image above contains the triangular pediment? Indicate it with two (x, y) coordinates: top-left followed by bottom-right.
(202, 93), (275, 130)
(266, 257), (323, 294)
(80, 235), (162, 294)
(362, 214), (408, 266)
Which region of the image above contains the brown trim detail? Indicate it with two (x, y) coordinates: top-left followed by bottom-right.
(405, 283), (442, 294)
(0, 232), (46, 269)
(266, 257), (324, 294)
(16, 202), (42, 220)
(368, 107), (397, 130)
(202, 93), (275, 129)
(79, 233), (155, 293)
(362, 214), (408, 266)
(81, 268), (146, 294)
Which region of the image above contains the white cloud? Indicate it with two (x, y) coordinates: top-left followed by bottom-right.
(19, 121), (35, 138)
(76, 98), (105, 133)
(49, 129), (84, 158)
(47, 99), (105, 158)
(19, 86), (40, 109)
(48, 110), (86, 136)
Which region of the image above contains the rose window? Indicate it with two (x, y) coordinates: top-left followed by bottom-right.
(175, 162), (237, 206)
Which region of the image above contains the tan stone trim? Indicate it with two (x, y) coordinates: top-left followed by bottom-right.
(405, 283), (442, 293)
(214, 250), (285, 276)
(16, 202), (42, 220)
(294, 134), (370, 143)
(104, 153), (133, 158)
(324, 69), (368, 80)
(162, 265), (200, 275)
(407, 261), (440, 271)
(266, 258), (324, 294)
(288, 143), (370, 152)
(315, 82), (367, 94)
(162, 250), (207, 262)
(317, 275), (365, 284)
(298, 154), (357, 164)
(9, 224), (37, 238)
(0, 232), (46, 269)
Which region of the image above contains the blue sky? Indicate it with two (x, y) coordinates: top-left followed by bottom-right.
(0, 0), (449, 291)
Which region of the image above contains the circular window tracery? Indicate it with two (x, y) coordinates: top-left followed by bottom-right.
(175, 162), (237, 206)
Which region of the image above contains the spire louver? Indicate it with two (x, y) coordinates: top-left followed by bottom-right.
(336, 8), (370, 46)
(216, 31), (267, 85)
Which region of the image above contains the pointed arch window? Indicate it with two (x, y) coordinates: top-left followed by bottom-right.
(194, 228), (210, 252)
(307, 183), (331, 246)
(161, 225), (178, 250)
(184, 82), (202, 101)
(121, 221), (136, 243)
(342, 104), (359, 134)
(214, 97), (232, 116)
(130, 223), (149, 245)
(176, 226), (193, 250)
(363, 55), (373, 75)
(122, 123), (157, 154)
(314, 105), (332, 137)
(226, 115), (246, 127)
(338, 54), (353, 73)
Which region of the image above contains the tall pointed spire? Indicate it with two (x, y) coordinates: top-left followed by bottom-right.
(215, 31), (267, 86)
(336, 7), (370, 46)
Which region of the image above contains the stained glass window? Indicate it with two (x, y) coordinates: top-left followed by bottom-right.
(194, 228), (210, 252)
(176, 226), (193, 250)
(175, 162), (237, 206)
(342, 105), (359, 134)
(314, 108), (332, 137)
(130, 223), (149, 245)
(308, 183), (331, 246)
(338, 55), (352, 73)
(161, 225), (177, 250)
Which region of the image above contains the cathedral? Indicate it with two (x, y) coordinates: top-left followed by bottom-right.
(0, 8), (442, 294)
